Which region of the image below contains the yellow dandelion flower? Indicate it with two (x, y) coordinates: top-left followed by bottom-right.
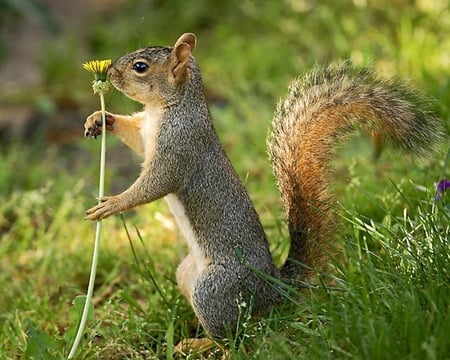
(82, 59), (111, 80)
(83, 59), (112, 94)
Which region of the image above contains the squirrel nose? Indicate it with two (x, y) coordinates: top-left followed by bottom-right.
(107, 62), (120, 77)
(106, 65), (114, 77)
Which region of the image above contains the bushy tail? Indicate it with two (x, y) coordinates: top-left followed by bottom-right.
(268, 62), (444, 279)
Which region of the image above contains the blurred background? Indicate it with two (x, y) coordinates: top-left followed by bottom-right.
(0, 0), (449, 357)
(1, 0), (449, 194)
(1, 0), (449, 143)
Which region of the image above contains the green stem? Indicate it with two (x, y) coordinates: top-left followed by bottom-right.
(68, 91), (107, 359)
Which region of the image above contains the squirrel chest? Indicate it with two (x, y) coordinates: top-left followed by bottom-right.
(140, 105), (164, 161)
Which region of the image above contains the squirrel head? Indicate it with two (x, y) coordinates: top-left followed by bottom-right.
(108, 33), (197, 106)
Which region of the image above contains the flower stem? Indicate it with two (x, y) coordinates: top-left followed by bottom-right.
(68, 91), (107, 359)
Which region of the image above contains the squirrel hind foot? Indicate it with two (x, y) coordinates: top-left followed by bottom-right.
(174, 338), (218, 356)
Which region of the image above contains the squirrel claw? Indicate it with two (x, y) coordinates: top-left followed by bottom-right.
(84, 111), (115, 139)
(85, 195), (122, 221)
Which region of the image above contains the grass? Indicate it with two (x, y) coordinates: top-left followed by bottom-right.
(1, 0), (450, 359)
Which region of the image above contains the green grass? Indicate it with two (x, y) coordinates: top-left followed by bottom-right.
(1, 0), (450, 359)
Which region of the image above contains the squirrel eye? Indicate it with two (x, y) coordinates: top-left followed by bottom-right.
(132, 61), (149, 73)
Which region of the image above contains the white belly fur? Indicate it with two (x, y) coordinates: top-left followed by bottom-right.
(165, 194), (201, 253)
(140, 107), (163, 162)
(165, 193), (209, 301)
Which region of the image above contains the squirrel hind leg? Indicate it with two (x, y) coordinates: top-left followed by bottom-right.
(190, 264), (280, 339)
(176, 252), (211, 303)
(190, 265), (244, 338)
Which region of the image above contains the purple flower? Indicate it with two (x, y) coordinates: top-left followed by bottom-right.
(435, 179), (450, 202)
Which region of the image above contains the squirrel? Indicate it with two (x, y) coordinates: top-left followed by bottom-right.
(84, 33), (443, 339)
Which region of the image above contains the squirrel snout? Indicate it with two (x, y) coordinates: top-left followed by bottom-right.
(106, 64), (118, 80)
(106, 65), (122, 91)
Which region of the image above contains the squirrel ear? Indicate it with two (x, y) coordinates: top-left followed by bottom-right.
(171, 33), (197, 78)
(174, 33), (197, 52)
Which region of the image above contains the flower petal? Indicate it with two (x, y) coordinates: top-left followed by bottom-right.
(82, 59), (112, 81)
(434, 179), (450, 202)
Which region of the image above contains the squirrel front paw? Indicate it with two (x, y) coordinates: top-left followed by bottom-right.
(85, 195), (123, 220)
(84, 111), (115, 139)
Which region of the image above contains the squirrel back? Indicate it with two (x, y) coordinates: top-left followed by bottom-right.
(268, 63), (443, 278)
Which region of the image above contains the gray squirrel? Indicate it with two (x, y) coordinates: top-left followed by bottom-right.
(84, 33), (443, 339)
